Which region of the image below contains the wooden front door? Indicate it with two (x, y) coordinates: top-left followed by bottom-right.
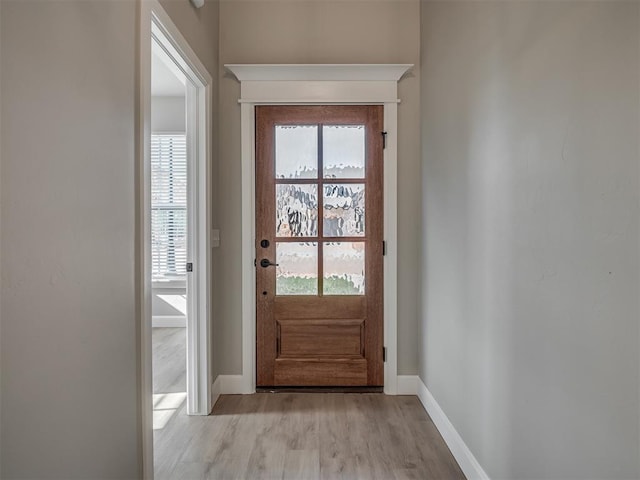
(256, 105), (384, 387)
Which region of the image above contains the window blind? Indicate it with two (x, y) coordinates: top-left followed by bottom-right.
(151, 134), (187, 280)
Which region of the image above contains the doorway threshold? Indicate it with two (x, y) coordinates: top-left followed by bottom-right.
(256, 386), (384, 394)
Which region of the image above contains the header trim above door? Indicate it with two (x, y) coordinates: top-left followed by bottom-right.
(225, 64), (412, 82)
(226, 63), (413, 396)
(225, 64), (412, 104)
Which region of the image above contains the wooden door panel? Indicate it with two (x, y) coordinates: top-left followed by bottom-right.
(278, 319), (364, 357)
(274, 359), (367, 386)
(274, 296), (365, 319)
(256, 105), (383, 387)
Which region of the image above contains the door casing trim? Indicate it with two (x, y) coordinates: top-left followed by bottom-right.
(226, 64), (412, 395)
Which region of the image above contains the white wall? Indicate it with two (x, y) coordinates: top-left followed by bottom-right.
(152, 286), (186, 316)
(1, 1), (140, 477)
(152, 96), (186, 133)
(420, 1), (639, 478)
(218, 0), (421, 376)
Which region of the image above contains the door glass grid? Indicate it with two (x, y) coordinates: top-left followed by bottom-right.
(276, 184), (318, 237)
(276, 242), (318, 295)
(275, 125), (318, 179)
(323, 125), (365, 178)
(323, 183), (365, 237)
(323, 242), (365, 295)
(275, 123), (366, 296)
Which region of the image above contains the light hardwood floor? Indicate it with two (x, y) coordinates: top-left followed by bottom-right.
(152, 328), (466, 480)
(153, 326), (187, 394)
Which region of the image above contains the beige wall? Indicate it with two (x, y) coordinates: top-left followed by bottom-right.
(420, 1), (639, 478)
(0, 0), (219, 477)
(1, 1), (140, 477)
(160, 0), (219, 80)
(218, 0), (421, 375)
(0, 2), (4, 475)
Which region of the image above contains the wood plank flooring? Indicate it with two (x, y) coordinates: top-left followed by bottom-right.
(153, 327), (186, 394)
(152, 328), (466, 480)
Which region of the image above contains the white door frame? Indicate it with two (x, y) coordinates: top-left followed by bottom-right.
(225, 64), (412, 395)
(138, 1), (213, 477)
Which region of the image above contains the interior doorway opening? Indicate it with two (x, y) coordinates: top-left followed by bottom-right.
(150, 38), (189, 431)
(140, 3), (213, 476)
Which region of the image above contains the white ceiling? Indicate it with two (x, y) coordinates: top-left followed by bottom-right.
(151, 43), (186, 97)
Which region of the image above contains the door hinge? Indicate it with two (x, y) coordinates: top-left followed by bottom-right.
(186, 262), (193, 272)
(254, 258), (257, 267)
(383, 241), (387, 256)
(381, 131), (388, 149)
(383, 347), (387, 362)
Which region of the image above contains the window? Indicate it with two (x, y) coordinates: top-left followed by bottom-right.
(151, 134), (187, 281)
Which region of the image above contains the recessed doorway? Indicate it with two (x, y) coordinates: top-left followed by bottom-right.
(140, 3), (213, 476)
(150, 36), (189, 432)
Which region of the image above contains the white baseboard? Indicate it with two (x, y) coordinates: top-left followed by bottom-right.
(211, 375), (223, 408)
(400, 375), (489, 480)
(152, 315), (186, 328)
(212, 375), (248, 396)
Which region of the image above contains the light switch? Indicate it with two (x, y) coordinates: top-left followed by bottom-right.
(211, 229), (220, 248)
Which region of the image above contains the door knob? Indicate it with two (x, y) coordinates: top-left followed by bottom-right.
(260, 258), (279, 268)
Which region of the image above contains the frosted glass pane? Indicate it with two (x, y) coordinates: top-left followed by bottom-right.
(276, 184), (318, 237)
(323, 242), (365, 295)
(276, 126), (318, 179)
(323, 184), (365, 237)
(276, 243), (318, 295)
(323, 125), (365, 178)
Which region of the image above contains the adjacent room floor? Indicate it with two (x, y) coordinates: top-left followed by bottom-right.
(152, 328), (465, 480)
